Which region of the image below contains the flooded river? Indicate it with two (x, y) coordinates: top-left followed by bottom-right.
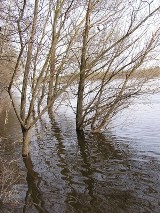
(0, 92), (160, 213)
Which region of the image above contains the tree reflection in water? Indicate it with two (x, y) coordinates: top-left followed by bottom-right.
(1, 95), (160, 212)
(47, 110), (133, 212)
(21, 109), (160, 213)
(23, 155), (49, 213)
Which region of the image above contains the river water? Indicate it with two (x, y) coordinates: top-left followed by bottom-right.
(0, 92), (160, 213)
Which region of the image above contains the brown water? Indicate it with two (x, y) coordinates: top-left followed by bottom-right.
(0, 93), (160, 213)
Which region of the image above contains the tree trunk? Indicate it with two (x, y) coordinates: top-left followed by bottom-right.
(22, 127), (30, 157)
(76, 74), (85, 131)
(76, 0), (91, 131)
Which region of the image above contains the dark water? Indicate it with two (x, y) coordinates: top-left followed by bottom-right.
(0, 93), (160, 213)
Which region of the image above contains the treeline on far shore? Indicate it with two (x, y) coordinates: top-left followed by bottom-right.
(60, 66), (160, 83)
(87, 67), (160, 81)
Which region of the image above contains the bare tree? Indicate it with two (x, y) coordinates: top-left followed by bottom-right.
(1, 0), (160, 156)
(75, 0), (160, 132)
(4, 0), (85, 156)
(0, 1), (17, 94)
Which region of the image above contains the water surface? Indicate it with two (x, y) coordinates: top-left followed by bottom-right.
(0, 93), (160, 213)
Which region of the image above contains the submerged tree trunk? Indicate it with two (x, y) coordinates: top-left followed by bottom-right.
(21, 127), (30, 157)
